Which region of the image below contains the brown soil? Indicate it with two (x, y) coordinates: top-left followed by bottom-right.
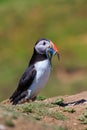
(1, 91), (87, 130)
(42, 91), (87, 130)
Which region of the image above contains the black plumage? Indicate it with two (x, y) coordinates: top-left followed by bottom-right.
(29, 48), (47, 66)
(10, 45), (47, 105)
(10, 65), (37, 104)
(9, 38), (59, 105)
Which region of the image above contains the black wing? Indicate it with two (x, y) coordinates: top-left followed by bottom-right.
(10, 65), (36, 104)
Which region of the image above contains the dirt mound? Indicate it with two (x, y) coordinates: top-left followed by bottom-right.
(0, 91), (87, 130)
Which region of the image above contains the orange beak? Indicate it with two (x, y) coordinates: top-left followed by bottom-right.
(51, 42), (60, 61)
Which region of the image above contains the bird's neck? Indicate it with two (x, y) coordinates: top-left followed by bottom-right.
(29, 49), (48, 66)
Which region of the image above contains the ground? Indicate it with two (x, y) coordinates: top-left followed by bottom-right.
(0, 92), (87, 130)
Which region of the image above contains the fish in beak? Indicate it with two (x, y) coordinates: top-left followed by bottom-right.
(46, 41), (60, 61)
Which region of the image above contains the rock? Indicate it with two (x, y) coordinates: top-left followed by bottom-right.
(0, 125), (6, 130)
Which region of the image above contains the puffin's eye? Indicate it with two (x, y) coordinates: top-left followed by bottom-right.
(43, 42), (46, 45)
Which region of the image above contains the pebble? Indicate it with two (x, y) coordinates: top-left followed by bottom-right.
(0, 125), (6, 130)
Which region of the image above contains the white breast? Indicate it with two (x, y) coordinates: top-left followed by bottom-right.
(27, 59), (51, 99)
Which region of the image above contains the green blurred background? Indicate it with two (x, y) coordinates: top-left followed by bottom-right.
(0, 0), (87, 101)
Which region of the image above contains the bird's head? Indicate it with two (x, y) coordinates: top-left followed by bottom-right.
(35, 38), (60, 61)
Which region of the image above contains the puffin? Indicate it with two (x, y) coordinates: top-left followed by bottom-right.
(10, 38), (60, 105)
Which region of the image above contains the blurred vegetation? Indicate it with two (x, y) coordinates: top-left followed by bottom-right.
(0, 0), (87, 101)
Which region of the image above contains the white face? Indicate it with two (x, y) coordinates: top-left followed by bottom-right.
(35, 39), (51, 54)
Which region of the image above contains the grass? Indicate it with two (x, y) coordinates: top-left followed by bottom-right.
(42, 124), (68, 130)
(47, 110), (67, 121)
(37, 95), (47, 101)
(52, 98), (64, 105)
(0, 0), (87, 100)
(5, 120), (15, 127)
(18, 102), (67, 121)
(0, 101), (68, 130)
(78, 110), (87, 124)
(63, 107), (76, 113)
